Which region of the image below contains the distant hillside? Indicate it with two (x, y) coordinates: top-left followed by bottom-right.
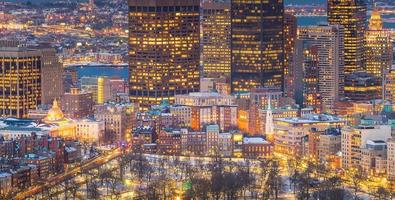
(4, 0), (85, 3)
(6, 0), (326, 5)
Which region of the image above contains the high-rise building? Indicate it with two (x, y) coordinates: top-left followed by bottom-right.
(97, 76), (111, 104)
(128, 0), (200, 111)
(231, 0), (284, 92)
(201, 1), (231, 78)
(298, 25), (344, 113)
(328, 0), (367, 74)
(284, 14), (298, 99)
(39, 47), (64, 105)
(301, 44), (321, 113)
(365, 11), (393, 98)
(0, 47), (41, 118)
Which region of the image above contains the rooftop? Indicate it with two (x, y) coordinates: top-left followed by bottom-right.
(243, 137), (270, 144)
(276, 114), (342, 124)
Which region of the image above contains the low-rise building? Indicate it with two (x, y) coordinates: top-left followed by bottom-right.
(342, 125), (392, 169)
(94, 103), (137, 144)
(387, 138), (395, 180)
(242, 137), (272, 159)
(318, 128), (341, 164)
(61, 88), (94, 119)
(361, 140), (387, 175)
(23, 154), (51, 179)
(0, 172), (12, 196)
(181, 129), (207, 156)
(75, 119), (105, 144)
(274, 114), (344, 155)
(131, 126), (155, 152)
(173, 92), (237, 131)
(157, 129), (181, 155)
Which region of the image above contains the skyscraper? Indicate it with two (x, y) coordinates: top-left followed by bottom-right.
(328, 0), (367, 74)
(231, 0), (284, 93)
(39, 47), (64, 105)
(128, 0), (200, 111)
(298, 25), (344, 113)
(0, 42), (63, 106)
(301, 44), (321, 113)
(0, 47), (41, 118)
(365, 11), (393, 99)
(201, 0), (231, 79)
(284, 14), (298, 99)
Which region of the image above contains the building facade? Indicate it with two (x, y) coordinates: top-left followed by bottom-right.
(298, 25), (344, 113)
(284, 14), (298, 99)
(231, 0), (284, 92)
(75, 119), (105, 144)
(388, 138), (395, 180)
(274, 114), (344, 155)
(201, 1), (231, 78)
(327, 0), (366, 74)
(365, 11), (393, 99)
(61, 88), (94, 119)
(341, 125), (392, 169)
(0, 47), (42, 118)
(128, 0), (200, 110)
(94, 103), (137, 144)
(39, 47), (64, 105)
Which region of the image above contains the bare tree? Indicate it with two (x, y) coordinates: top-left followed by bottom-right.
(348, 167), (364, 200)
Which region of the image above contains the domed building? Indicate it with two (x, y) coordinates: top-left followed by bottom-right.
(44, 99), (76, 140)
(44, 99), (64, 123)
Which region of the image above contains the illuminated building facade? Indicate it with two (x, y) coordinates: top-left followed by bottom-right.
(202, 1), (231, 78)
(328, 0), (367, 74)
(231, 0), (284, 92)
(298, 25), (344, 113)
(317, 128), (341, 166)
(301, 44), (321, 113)
(344, 71), (381, 101)
(341, 125), (391, 169)
(360, 140), (387, 175)
(0, 48), (41, 118)
(365, 11), (393, 96)
(247, 88), (283, 135)
(274, 114), (344, 156)
(128, 0), (200, 111)
(172, 92), (237, 131)
(388, 138), (395, 180)
(385, 69), (395, 103)
(97, 76), (111, 104)
(284, 14), (297, 98)
(94, 103), (137, 144)
(75, 119), (105, 144)
(260, 106), (298, 138)
(44, 100), (76, 141)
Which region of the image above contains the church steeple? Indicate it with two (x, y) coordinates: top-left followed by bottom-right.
(265, 96), (274, 136)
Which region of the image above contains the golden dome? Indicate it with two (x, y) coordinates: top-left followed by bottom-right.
(369, 11), (383, 31)
(45, 99), (64, 122)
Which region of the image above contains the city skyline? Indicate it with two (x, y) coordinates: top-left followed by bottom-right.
(1, 0), (395, 199)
